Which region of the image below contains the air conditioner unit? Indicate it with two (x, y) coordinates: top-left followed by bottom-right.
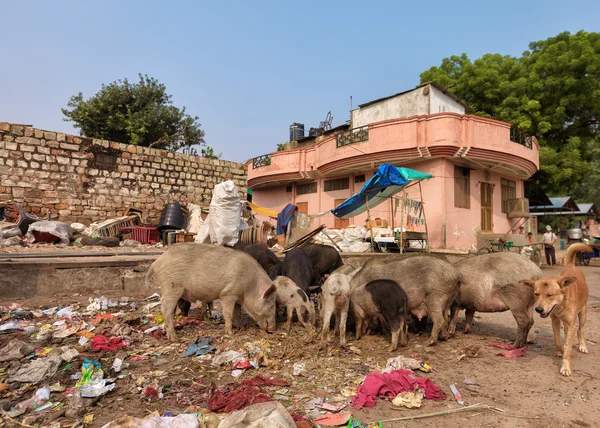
(506, 198), (530, 218)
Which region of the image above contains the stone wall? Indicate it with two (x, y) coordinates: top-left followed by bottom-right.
(0, 122), (247, 223)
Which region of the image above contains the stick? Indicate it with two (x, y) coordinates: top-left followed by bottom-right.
(322, 229), (343, 252)
(365, 195), (375, 252)
(419, 181), (430, 253)
(373, 403), (481, 423)
(1, 410), (37, 428)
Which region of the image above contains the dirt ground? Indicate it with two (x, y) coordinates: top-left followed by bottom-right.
(1, 261), (599, 428)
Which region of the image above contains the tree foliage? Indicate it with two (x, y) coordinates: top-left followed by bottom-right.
(420, 31), (600, 205)
(62, 74), (218, 156)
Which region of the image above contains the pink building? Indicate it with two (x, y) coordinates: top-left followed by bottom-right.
(245, 83), (540, 250)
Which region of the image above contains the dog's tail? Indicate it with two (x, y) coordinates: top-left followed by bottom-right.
(565, 243), (593, 269)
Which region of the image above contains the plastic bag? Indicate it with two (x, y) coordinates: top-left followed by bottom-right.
(217, 401), (295, 428)
(185, 203), (204, 234)
(25, 221), (73, 245)
(208, 180), (242, 246)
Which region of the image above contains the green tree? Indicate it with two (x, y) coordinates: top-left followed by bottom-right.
(63, 74), (217, 156)
(420, 31), (600, 205)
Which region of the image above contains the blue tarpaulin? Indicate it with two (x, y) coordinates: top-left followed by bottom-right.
(331, 164), (432, 219)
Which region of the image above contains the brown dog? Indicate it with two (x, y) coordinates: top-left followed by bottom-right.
(519, 243), (593, 376)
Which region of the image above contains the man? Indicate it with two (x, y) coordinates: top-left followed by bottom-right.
(527, 232), (534, 244)
(543, 225), (557, 266)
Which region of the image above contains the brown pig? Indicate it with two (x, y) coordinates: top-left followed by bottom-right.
(350, 256), (462, 345)
(146, 243), (277, 341)
(272, 276), (315, 331)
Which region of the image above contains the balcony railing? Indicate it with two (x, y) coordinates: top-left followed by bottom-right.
(336, 126), (369, 148)
(252, 153), (272, 168)
(510, 127), (533, 149)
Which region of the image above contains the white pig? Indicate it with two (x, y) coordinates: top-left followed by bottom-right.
(146, 243), (277, 341)
(272, 276), (315, 332)
(320, 265), (360, 347)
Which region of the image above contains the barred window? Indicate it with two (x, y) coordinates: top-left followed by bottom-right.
(324, 178), (349, 192)
(501, 178), (517, 213)
(296, 182), (317, 195)
(454, 166), (470, 208)
(354, 174), (366, 183)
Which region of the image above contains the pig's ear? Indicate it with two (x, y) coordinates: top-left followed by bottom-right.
(263, 284), (277, 299)
(518, 280), (535, 288)
(559, 277), (577, 289)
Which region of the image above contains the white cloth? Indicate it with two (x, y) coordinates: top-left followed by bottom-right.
(543, 232), (556, 245)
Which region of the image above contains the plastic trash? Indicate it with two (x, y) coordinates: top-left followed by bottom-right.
(101, 413), (200, 428)
(0, 321), (24, 332)
(56, 306), (77, 319)
(211, 350), (245, 367)
(293, 362), (306, 376)
(392, 390), (424, 408)
(207, 180), (243, 246)
(9, 355), (63, 384)
(0, 339), (34, 362)
(184, 338), (216, 357)
(217, 401), (295, 428)
(14, 387), (51, 412)
(25, 221), (73, 245)
(76, 358), (104, 387)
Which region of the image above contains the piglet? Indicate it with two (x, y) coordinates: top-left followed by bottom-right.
(350, 279), (409, 352)
(272, 276), (315, 332)
(320, 265), (358, 347)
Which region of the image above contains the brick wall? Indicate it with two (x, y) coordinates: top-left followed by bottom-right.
(0, 122), (247, 224)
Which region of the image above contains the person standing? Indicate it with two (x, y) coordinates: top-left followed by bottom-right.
(543, 225), (557, 266)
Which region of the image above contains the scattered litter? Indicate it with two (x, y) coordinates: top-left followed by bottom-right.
(293, 362), (306, 376)
(76, 358), (104, 387)
(101, 413), (200, 428)
(392, 389), (424, 408)
(60, 348), (80, 362)
(92, 335), (127, 352)
(485, 344), (527, 358)
(231, 369), (244, 378)
(208, 375), (289, 413)
(9, 354), (63, 384)
(317, 402), (347, 412)
(463, 378), (478, 385)
(383, 356), (432, 373)
(347, 416), (382, 427)
(183, 337), (216, 356)
(314, 412), (352, 426)
(450, 384), (465, 406)
(211, 350), (245, 367)
(0, 339), (34, 362)
(351, 369), (446, 410)
(0, 321), (24, 332)
(216, 401), (295, 428)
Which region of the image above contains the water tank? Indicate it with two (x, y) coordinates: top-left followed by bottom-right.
(290, 123), (304, 141)
(158, 202), (187, 231)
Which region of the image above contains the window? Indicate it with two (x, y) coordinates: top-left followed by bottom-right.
(296, 182), (317, 195)
(354, 174), (365, 184)
(285, 185), (293, 193)
(501, 178), (517, 213)
(90, 148), (119, 171)
(324, 178), (349, 192)
(454, 166), (470, 208)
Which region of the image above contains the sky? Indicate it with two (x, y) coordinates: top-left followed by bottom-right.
(1, 0), (599, 163)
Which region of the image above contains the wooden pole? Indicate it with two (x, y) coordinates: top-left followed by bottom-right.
(390, 197), (395, 229)
(419, 181), (430, 253)
(399, 191), (405, 254)
(365, 195), (375, 252)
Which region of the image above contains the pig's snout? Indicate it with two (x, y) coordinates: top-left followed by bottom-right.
(535, 306), (544, 314)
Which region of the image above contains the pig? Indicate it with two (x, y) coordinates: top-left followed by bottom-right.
(349, 279), (409, 351)
(319, 265), (361, 346)
(350, 256), (462, 346)
(146, 243), (277, 341)
(450, 252), (542, 348)
(269, 248), (314, 293)
(303, 244), (344, 285)
(272, 276), (315, 331)
(243, 244), (282, 275)
(176, 299), (213, 318)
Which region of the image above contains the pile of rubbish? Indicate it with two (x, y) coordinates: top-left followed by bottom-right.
(0, 293), (460, 427)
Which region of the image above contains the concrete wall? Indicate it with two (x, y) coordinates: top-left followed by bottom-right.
(429, 86), (465, 114)
(351, 86), (430, 128)
(0, 122), (247, 224)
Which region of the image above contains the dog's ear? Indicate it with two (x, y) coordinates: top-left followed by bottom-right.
(518, 280), (535, 288)
(559, 277), (577, 289)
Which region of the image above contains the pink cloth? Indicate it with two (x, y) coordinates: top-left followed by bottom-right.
(485, 344), (526, 358)
(351, 369), (446, 410)
(91, 335), (127, 352)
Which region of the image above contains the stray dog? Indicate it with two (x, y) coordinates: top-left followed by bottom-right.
(519, 243), (593, 376)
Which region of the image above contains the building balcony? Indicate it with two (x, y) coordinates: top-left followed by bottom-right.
(247, 112), (539, 189)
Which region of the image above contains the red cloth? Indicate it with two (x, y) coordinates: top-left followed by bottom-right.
(485, 343), (526, 358)
(351, 369), (446, 410)
(91, 335), (127, 352)
(208, 376), (290, 413)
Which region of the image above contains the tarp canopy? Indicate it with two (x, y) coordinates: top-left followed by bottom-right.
(331, 164), (432, 219)
(246, 201), (278, 218)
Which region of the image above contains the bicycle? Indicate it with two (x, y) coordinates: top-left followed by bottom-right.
(477, 238), (509, 255)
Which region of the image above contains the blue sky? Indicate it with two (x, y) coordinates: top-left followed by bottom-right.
(1, 0), (599, 163)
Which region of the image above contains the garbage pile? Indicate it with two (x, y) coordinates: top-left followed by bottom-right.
(0, 293), (458, 427)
